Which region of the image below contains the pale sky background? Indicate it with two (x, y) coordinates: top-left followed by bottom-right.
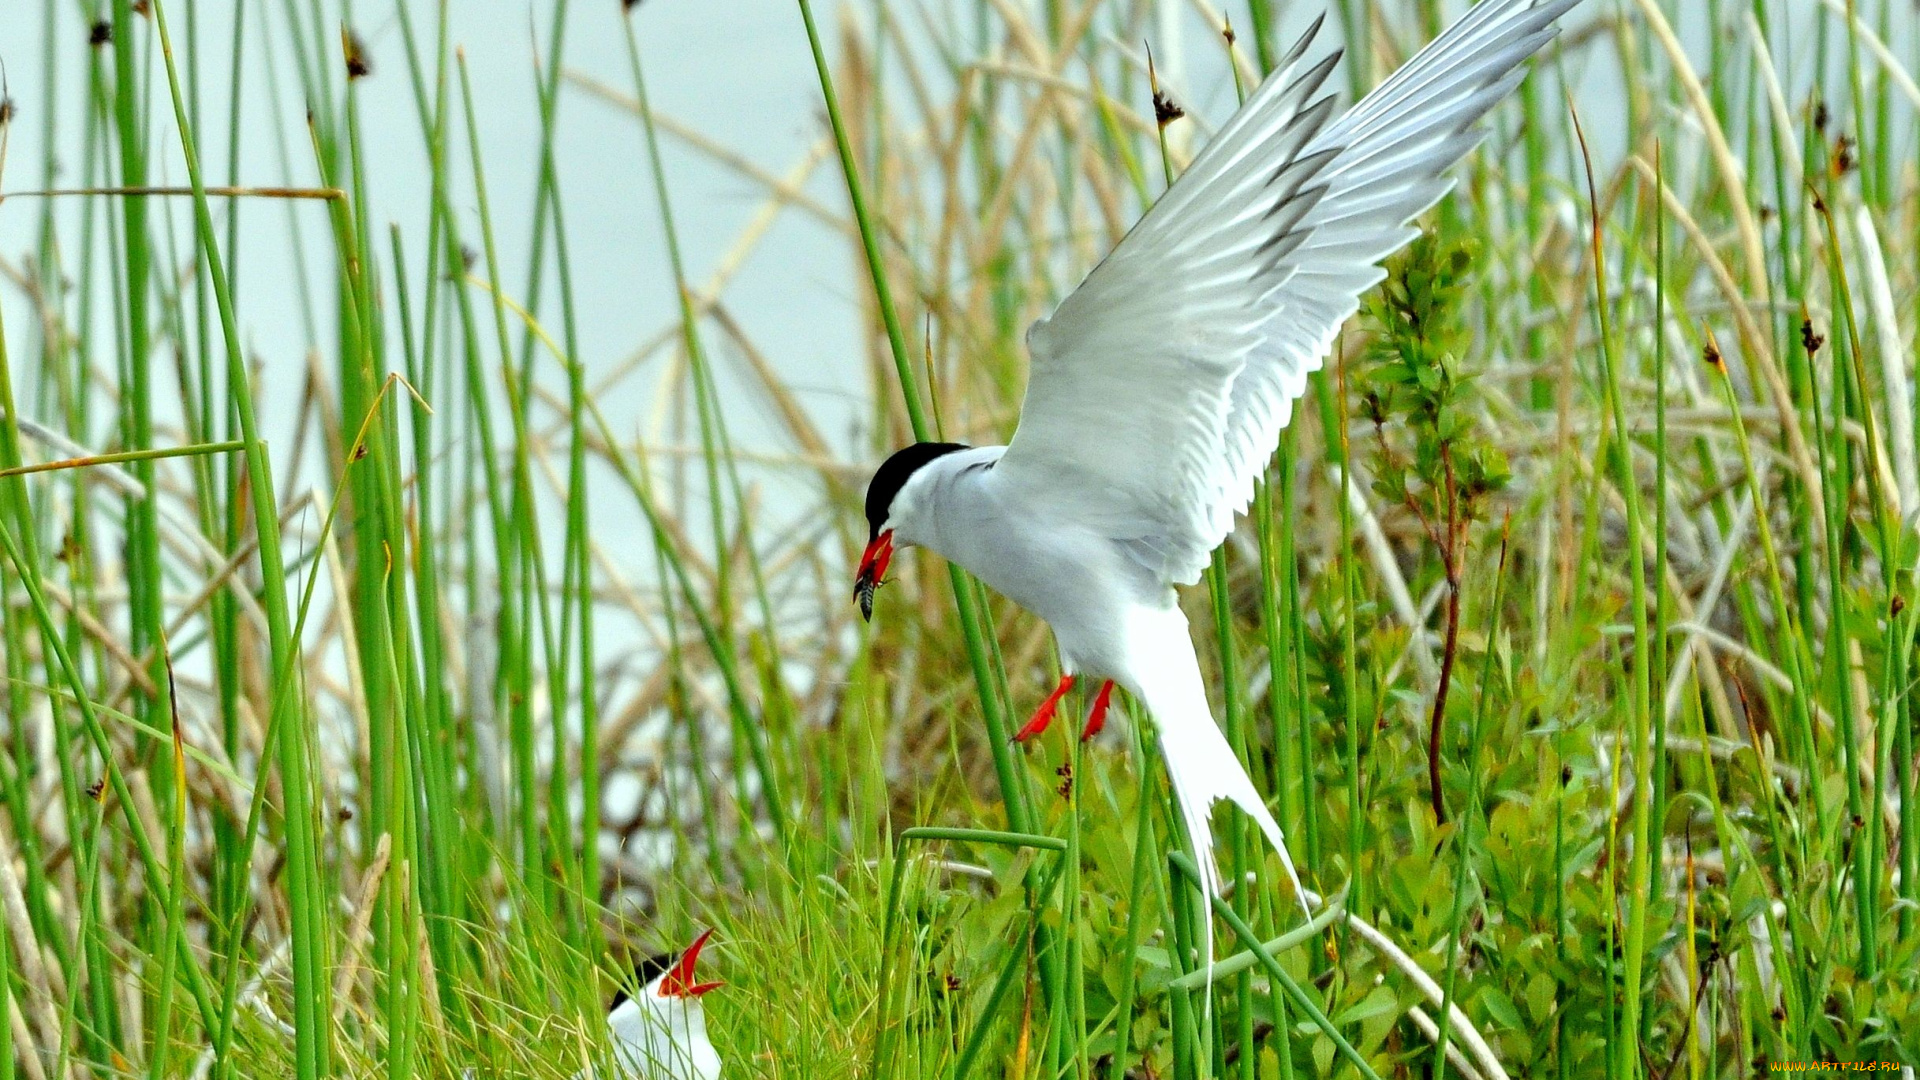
(2, 0), (1910, 853)
(0, 0), (1905, 625)
(1, 0), (856, 458)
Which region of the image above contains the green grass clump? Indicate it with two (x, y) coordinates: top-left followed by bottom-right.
(1, 1), (1917, 1078)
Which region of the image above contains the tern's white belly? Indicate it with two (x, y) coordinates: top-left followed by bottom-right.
(916, 468), (1161, 681)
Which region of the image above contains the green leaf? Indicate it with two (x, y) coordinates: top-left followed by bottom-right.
(1367, 361), (1416, 387)
(1135, 945), (1172, 969)
(1333, 985), (1399, 1027)
(1480, 986), (1523, 1030)
(1525, 971), (1558, 1025)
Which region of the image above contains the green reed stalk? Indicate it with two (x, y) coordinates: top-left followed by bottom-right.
(390, 0), (474, 998)
(625, 11), (795, 859)
(1171, 853), (1383, 1080)
(795, 0), (1027, 810)
(548, 33), (607, 936)
(147, 661), (189, 1080)
(514, 0), (597, 924)
(1707, 345), (1820, 1054)
(1334, 360), (1363, 931)
(1432, 522), (1510, 1080)
(556, 350), (790, 848)
(148, 1), (332, 1074)
(1649, 143), (1673, 930)
(1105, 756), (1162, 1080)
(455, 51), (554, 908)
(1571, 104), (1654, 1080)
(1806, 187), (1885, 978)
(0, 852), (9, 1080)
(385, 228), (433, 1080)
(332, 36), (428, 1031)
(105, 0), (170, 792)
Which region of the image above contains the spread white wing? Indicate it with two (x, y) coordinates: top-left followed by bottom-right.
(997, 0), (1576, 586)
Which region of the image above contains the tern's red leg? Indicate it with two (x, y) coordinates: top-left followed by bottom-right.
(1080, 680), (1115, 741)
(1013, 674), (1076, 743)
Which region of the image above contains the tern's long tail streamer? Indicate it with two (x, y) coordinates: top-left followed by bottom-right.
(1127, 605), (1307, 974)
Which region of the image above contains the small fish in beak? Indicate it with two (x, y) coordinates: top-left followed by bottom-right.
(854, 530), (893, 622)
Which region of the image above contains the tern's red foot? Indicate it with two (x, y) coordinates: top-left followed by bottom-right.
(1080, 680), (1115, 741)
(1013, 674), (1076, 743)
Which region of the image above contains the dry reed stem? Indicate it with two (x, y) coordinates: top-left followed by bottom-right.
(1630, 0), (1768, 292)
(1628, 155), (1826, 536)
(1331, 463), (1439, 685)
(1343, 908), (1511, 1080)
(331, 832), (392, 1021)
(1661, 479), (1754, 734)
(0, 822), (63, 1076)
(1814, 0), (1920, 108)
(0, 185), (343, 202)
(1405, 1004), (1490, 1080)
(1744, 13), (1805, 184)
(1850, 207), (1918, 518)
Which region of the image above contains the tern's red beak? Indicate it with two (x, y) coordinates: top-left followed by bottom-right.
(853, 530), (893, 622)
(659, 928), (723, 999)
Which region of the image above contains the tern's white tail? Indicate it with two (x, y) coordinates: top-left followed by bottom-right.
(1127, 605), (1308, 969)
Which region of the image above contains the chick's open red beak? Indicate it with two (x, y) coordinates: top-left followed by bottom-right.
(853, 530), (893, 622)
(660, 928), (723, 998)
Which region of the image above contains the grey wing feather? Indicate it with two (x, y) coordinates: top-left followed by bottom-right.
(1001, 0), (1578, 585)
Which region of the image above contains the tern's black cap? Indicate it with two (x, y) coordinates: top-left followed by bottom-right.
(864, 442), (968, 539)
(608, 952), (677, 1012)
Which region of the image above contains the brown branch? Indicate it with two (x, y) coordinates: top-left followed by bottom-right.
(1428, 449), (1463, 825)
(0, 184), (344, 204)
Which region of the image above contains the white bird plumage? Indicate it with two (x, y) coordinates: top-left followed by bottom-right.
(595, 930), (723, 1080)
(602, 985), (720, 1080)
(455, 932), (721, 1080)
(857, 0), (1579, 965)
